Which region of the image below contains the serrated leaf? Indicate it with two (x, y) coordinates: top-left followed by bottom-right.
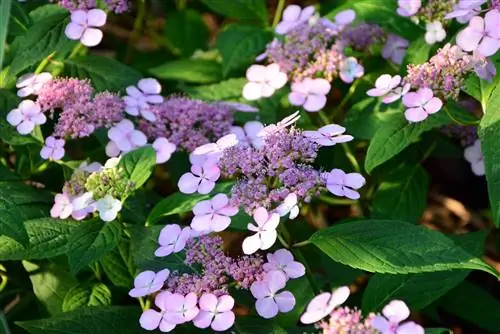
(147, 182), (234, 224)
(118, 146), (156, 191)
(216, 25), (272, 77)
(66, 220), (122, 275)
(165, 9), (209, 57)
(8, 1), (31, 37)
(0, 202), (29, 246)
(310, 219), (498, 277)
(179, 78), (246, 101)
(149, 59), (222, 84)
(62, 283), (112, 312)
(201, 0), (268, 25)
(402, 36), (432, 69)
(372, 165), (429, 223)
(100, 240), (135, 288)
(16, 306), (143, 334)
(0, 0), (12, 69)
(63, 54), (141, 92)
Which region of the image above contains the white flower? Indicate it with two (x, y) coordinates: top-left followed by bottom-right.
(123, 78), (164, 121)
(275, 193), (300, 220)
(16, 72), (52, 97)
(425, 21), (446, 45)
(302, 124), (353, 146)
(464, 139), (485, 176)
(7, 100), (46, 135)
(242, 64), (287, 100)
(65, 9), (107, 47)
(242, 207), (280, 255)
(96, 195), (122, 222)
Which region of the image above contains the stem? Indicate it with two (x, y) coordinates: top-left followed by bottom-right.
(34, 52), (55, 74)
(0, 312), (10, 334)
(330, 80), (359, 120)
(68, 43), (85, 59)
(443, 106), (480, 126)
(138, 297), (146, 310)
(277, 233), (290, 248)
(342, 143), (361, 173)
(292, 240), (311, 248)
(318, 110), (331, 125)
(272, 0), (286, 28)
(125, 0), (146, 63)
(318, 195), (356, 206)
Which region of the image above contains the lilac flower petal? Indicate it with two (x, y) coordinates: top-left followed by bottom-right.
(65, 22), (85, 40)
(344, 173), (365, 189)
(242, 82), (262, 100)
(17, 121), (35, 135)
(397, 321), (425, 334)
(139, 310), (161, 331)
(81, 28), (103, 47)
(285, 261), (306, 278)
(424, 97), (443, 114)
(274, 291), (296, 312)
(6, 109), (22, 126)
(178, 173), (200, 194)
(478, 36), (500, 57)
(383, 300), (411, 323)
(266, 271), (287, 293)
(212, 311), (235, 331)
(138, 78), (162, 94)
(282, 5), (301, 21)
(405, 107), (428, 122)
(309, 78), (331, 95)
(193, 311), (212, 329)
(246, 65), (267, 81)
(250, 281), (269, 299)
(371, 315), (391, 332)
(303, 94), (327, 112)
(71, 10), (87, 24)
(342, 187), (360, 200)
(288, 92), (306, 106)
(87, 9), (107, 27)
(198, 179), (216, 194)
(199, 293), (218, 311)
(256, 298), (279, 319)
(242, 233), (261, 255)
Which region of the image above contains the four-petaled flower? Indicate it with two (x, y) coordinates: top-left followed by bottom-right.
(128, 269), (170, 298)
(242, 207), (280, 255)
(382, 35), (409, 65)
(139, 291), (176, 332)
(263, 249), (305, 280)
(367, 74), (410, 104)
(163, 293), (200, 325)
(457, 9), (500, 57)
(96, 195), (122, 222)
(124, 78), (164, 121)
(275, 5), (315, 35)
(65, 9), (107, 47)
(464, 139), (485, 176)
(107, 119), (148, 154)
(300, 286), (350, 324)
(16, 72), (52, 97)
(396, 0), (421, 17)
(250, 271), (296, 319)
(153, 137), (176, 164)
(303, 124), (353, 146)
(275, 193), (300, 220)
(40, 136), (65, 160)
(339, 57), (364, 84)
(178, 163), (221, 194)
(371, 300), (424, 334)
(7, 100), (46, 135)
(289, 78), (331, 112)
(445, 0), (486, 24)
(242, 64), (288, 100)
(155, 224), (191, 257)
(425, 21), (446, 45)
(50, 193), (74, 219)
(402, 88), (443, 122)
(193, 293), (235, 331)
(191, 194), (239, 233)
(325, 169), (366, 200)
(230, 121), (264, 149)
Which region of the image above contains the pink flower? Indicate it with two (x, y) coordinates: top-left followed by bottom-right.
(50, 193), (74, 219)
(139, 291), (176, 332)
(107, 119), (147, 153)
(40, 136), (65, 160)
(456, 9), (500, 57)
(263, 249), (305, 280)
(339, 57), (364, 84)
(371, 300), (424, 334)
(242, 207), (280, 254)
(464, 139), (485, 176)
(153, 137), (176, 164)
(178, 163), (220, 194)
(7, 100), (46, 135)
(190, 134), (239, 166)
(300, 286), (350, 324)
(289, 78), (331, 112)
(396, 0), (421, 17)
(382, 35), (409, 65)
(124, 78), (164, 121)
(367, 74), (411, 104)
(325, 169), (366, 200)
(193, 294), (235, 331)
(402, 88), (443, 122)
(128, 269), (170, 298)
(275, 5), (315, 35)
(191, 194), (238, 233)
(163, 293), (199, 325)
(65, 9), (107, 47)
(275, 193), (299, 219)
(303, 124), (353, 146)
(445, 0), (486, 24)
(230, 121), (264, 148)
(16, 72), (52, 97)
(242, 64), (288, 100)
(250, 271), (296, 319)
(154, 224), (191, 257)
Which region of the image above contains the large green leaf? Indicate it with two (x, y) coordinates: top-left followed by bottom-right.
(0, 202), (29, 246)
(149, 59), (222, 84)
(118, 146), (156, 191)
(479, 84), (500, 227)
(0, 0), (12, 70)
(216, 24), (272, 77)
(372, 165), (429, 223)
(62, 283), (112, 312)
(201, 0), (268, 25)
(402, 36), (432, 68)
(66, 220), (122, 275)
(16, 306), (143, 334)
(164, 9), (209, 57)
(100, 240), (135, 288)
(180, 78), (246, 101)
(309, 219), (498, 277)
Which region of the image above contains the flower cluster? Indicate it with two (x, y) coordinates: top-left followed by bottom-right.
(129, 226), (306, 331)
(55, 0), (129, 13)
(301, 287), (425, 334)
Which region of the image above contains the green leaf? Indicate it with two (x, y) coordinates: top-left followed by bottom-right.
(63, 54), (141, 92)
(149, 59), (222, 84)
(180, 78), (246, 101)
(216, 25), (272, 77)
(235, 316), (289, 334)
(16, 306), (143, 334)
(0, 0), (12, 69)
(201, 0), (268, 25)
(479, 84), (500, 227)
(0, 181), (52, 204)
(147, 182), (234, 224)
(464, 68), (500, 110)
(66, 220), (122, 275)
(372, 165), (429, 223)
(0, 218), (79, 260)
(8, 2), (31, 37)
(164, 9), (209, 57)
(100, 240), (135, 288)
(425, 329), (451, 334)
(309, 219), (498, 277)
(118, 146), (156, 190)
(402, 36), (432, 68)
(62, 283), (112, 312)
(0, 202), (29, 246)
(0, 163), (20, 181)
(365, 111), (452, 173)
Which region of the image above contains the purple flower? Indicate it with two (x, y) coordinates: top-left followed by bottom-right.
(124, 78), (164, 121)
(128, 269), (170, 298)
(325, 169), (366, 200)
(302, 124), (353, 146)
(65, 9), (107, 47)
(178, 163), (220, 194)
(40, 136), (65, 160)
(163, 292), (199, 325)
(139, 291), (176, 332)
(425, 21), (446, 45)
(16, 72), (52, 97)
(402, 88), (443, 122)
(339, 57), (364, 83)
(242, 64), (288, 100)
(464, 139), (485, 176)
(191, 194), (238, 233)
(332, 9), (356, 29)
(474, 54), (497, 82)
(445, 0), (486, 23)
(242, 207), (280, 255)
(382, 35), (409, 65)
(50, 193), (74, 219)
(153, 137), (176, 164)
(230, 121), (264, 149)
(275, 5), (315, 35)
(193, 293), (235, 331)
(300, 286), (350, 324)
(289, 78), (331, 112)
(250, 271), (296, 319)
(371, 300), (424, 334)
(107, 119), (147, 154)
(457, 9), (500, 57)
(7, 100), (46, 135)
(154, 224), (191, 257)
(396, 0), (421, 17)
(275, 193), (299, 219)
(263, 249), (305, 280)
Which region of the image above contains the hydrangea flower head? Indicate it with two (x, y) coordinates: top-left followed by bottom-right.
(402, 88), (443, 122)
(242, 64), (288, 100)
(289, 78), (331, 112)
(275, 5), (316, 35)
(464, 139), (485, 176)
(7, 100), (46, 135)
(191, 194), (238, 233)
(193, 294), (235, 331)
(124, 78), (164, 121)
(40, 136), (65, 160)
(397, 0), (421, 17)
(325, 169), (366, 200)
(65, 9), (107, 47)
(456, 10), (500, 57)
(263, 249), (305, 280)
(128, 269), (170, 298)
(155, 224), (191, 257)
(300, 286), (351, 324)
(16, 72), (52, 97)
(250, 271), (296, 319)
(367, 74), (407, 104)
(302, 124), (353, 146)
(371, 300), (424, 334)
(242, 207), (280, 254)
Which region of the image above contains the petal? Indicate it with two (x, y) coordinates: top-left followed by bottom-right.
(268, 72), (288, 89)
(178, 173), (201, 194)
(65, 22), (85, 40)
(199, 293), (218, 312)
(285, 261), (306, 278)
(300, 309), (329, 324)
(342, 187), (360, 200)
(87, 9), (107, 27)
(243, 82), (263, 100)
(329, 286), (350, 307)
(17, 87), (33, 97)
(266, 271), (287, 293)
(130, 130), (148, 147)
(255, 298), (279, 319)
(300, 6), (316, 21)
(158, 224), (181, 245)
(405, 107), (428, 122)
(193, 311), (213, 329)
(309, 79), (331, 95)
(275, 21), (297, 34)
(17, 121), (35, 135)
(159, 320), (176, 332)
(40, 147), (52, 160)
(126, 86), (143, 98)
(242, 233), (261, 255)
(288, 92), (306, 106)
(485, 9), (500, 38)
(105, 141), (121, 157)
(16, 73), (36, 88)
(259, 229), (277, 250)
(335, 9), (356, 25)
(211, 215), (231, 232)
(71, 10), (88, 24)
(193, 200), (213, 215)
(191, 214), (212, 232)
(456, 19), (484, 51)
(303, 94), (327, 112)
(326, 168), (345, 186)
(253, 207), (269, 225)
(139, 310), (161, 331)
(31, 113), (46, 125)
(198, 179), (215, 195)
(275, 291), (296, 313)
(6, 109), (22, 126)
(371, 316), (391, 333)
(382, 300), (411, 323)
(81, 28), (103, 47)
(424, 97), (443, 114)
(478, 36), (500, 57)
(273, 248), (294, 264)
(211, 311), (235, 331)
(282, 5), (301, 22)
(217, 295), (235, 312)
(344, 173), (366, 189)
(327, 184), (344, 197)
(472, 161), (485, 176)
(138, 78), (162, 94)
(250, 281), (269, 299)
(397, 321), (425, 334)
